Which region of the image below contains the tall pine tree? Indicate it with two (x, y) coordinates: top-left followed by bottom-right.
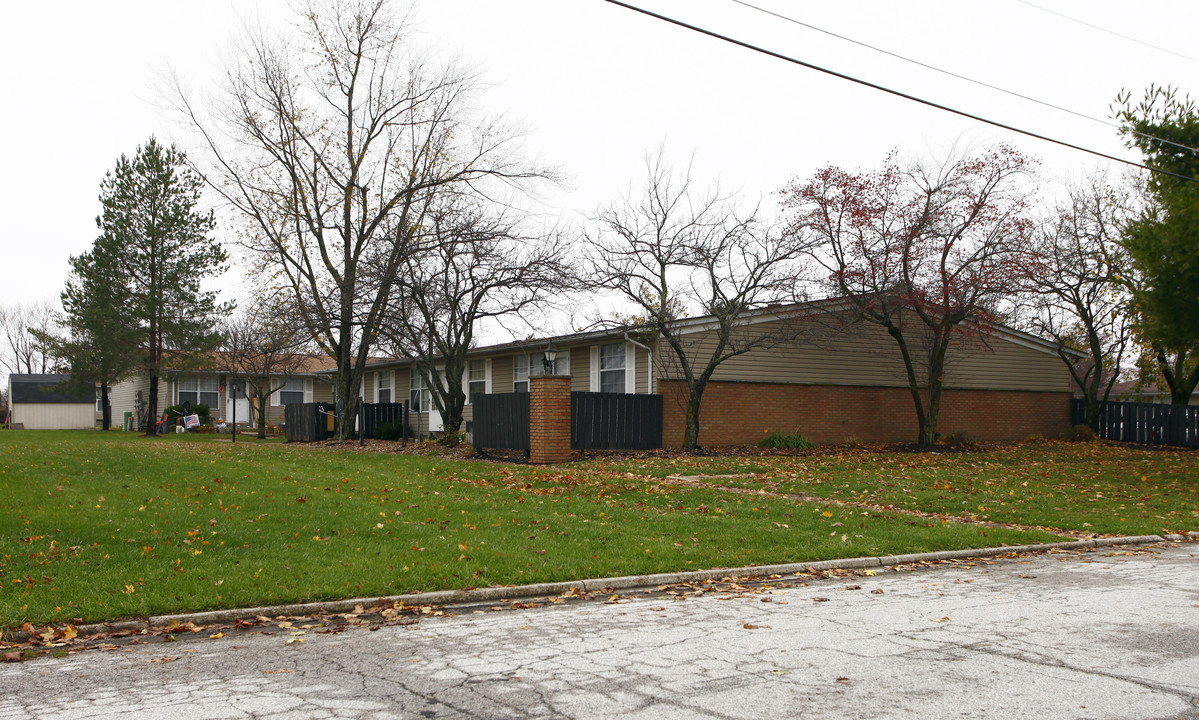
(94, 138), (230, 435)
(1114, 86), (1199, 404)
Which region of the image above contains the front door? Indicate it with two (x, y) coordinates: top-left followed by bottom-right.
(228, 384), (252, 425)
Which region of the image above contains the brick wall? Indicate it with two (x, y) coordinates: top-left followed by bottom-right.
(660, 379), (1072, 447)
(529, 375), (572, 464)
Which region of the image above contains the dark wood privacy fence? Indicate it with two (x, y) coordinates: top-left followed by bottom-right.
(362, 402), (408, 440)
(284, 402), (335, 442)
(472, 392), (530, 450)
(571, 392), (662, 450)
(1073, 399), (1199, 448)
(285, 401), (408, 442)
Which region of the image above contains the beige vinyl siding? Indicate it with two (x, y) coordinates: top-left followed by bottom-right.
(570, 346), (589, 392)
(312, 380), (334, 403)
(665, 317), (1068, 393)
(13, 403), (95, 430)
(943, 337), (1071, 392)
(635, 346), (650, 393)
(492, 355), (514, 391)
(677, 319), (911, 387)
(108, 375), (150, 427)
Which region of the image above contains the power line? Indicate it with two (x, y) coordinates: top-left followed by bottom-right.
(599, 0), (1196, 183)
(1013, 0), (1199, 65)
(731, 0), (1199, 159)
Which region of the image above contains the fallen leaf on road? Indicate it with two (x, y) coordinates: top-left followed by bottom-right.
(743, 623), (771, 630)
(285, 638), (304, 644)
(813, 597), (830, 603)
(208, 632), (225, 639)
(263, 669), (293, 674)
(149, 657), (179, 663)
(844, 585), (861, 591)
(931, 617), (950, 623)
(1, 652), (22, 663)
(836, 676), (850, 683)
(871, 589), (885, 595)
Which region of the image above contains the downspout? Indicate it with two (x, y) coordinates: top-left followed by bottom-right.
(623, 333), (653, 394)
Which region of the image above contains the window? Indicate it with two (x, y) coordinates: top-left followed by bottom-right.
(279, 378), (305, 405)
(467, 360), (486, 402)
(513, 354), (531, 392)
(599, 343), (626, 393)
(95, 386), (103, 412)
(179, 375), (219, 409)
(376, 371), (392, 404)
(409, 368), (428, 413)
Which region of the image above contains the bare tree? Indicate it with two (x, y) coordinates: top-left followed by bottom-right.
(217, 300), (316, 439)
(781, 146), (1037, 447)
(169, 0), (550, 439)
(585, 150), (805, 450)
(0, 301), (60, 376)
(1016, 174), (1133, 429)
(379, 198), (569, 442)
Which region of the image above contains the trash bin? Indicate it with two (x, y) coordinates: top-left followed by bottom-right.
(123, 412), (133, 432)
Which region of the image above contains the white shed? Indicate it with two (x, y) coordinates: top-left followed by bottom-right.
(7, 374), (96, 430)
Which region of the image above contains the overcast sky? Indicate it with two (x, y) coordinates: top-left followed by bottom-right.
(3, 0), (1195, 340)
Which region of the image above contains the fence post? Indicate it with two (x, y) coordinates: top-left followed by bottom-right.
(530, 375), (572, 464)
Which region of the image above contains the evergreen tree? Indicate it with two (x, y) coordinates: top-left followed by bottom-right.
(1114, 86), (1199, 403)
(94, 138), (230, 435)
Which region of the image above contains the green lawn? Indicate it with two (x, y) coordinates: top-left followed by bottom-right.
(0, 431), (1062, 628)
(580, 441), (1199, 536)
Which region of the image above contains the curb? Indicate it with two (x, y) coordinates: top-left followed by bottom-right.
(45, 532), (1193, 640)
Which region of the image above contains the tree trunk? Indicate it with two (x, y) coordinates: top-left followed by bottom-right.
(682, 382), (707, 450)
(145, 373), (159, 437)
(100, 381), (111, 431)
(256, 392), (268, 439)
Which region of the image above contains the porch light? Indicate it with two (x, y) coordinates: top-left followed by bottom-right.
(543, 340), (558, 374)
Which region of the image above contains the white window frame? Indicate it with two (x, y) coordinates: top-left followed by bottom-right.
(376, 370), (393, 404)
(513, 353), (531, 392)
(465, 358), (491, 404)
(178, 375), (220, 409)
(272, 377), (307, 406)
(590, 342), (636, 394)
(409, 367), (429, 413)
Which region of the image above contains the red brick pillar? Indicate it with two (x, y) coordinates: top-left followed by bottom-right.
(529, 375), (572, 464)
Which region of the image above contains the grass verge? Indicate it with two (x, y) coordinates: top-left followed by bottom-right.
(580, 440), (1199, 536)
(0, 431), (1060, 627)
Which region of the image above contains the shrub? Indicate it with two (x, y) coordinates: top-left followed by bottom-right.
(1066, 424), (1096, 442)
(374, 420), (411, 442)
(758, 431), (814, 450)
(936, 431), (977, 448)
(165, 403), (211, 426)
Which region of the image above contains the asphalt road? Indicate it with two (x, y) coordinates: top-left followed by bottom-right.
(2, 543), (1197, 719)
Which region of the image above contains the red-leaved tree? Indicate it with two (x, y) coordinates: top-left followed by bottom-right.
(780, 146), (1036, 447)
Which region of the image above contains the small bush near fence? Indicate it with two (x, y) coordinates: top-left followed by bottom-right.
(1067, 424), (1096, 442)
(375, 420), (411, 442)
(758, 431), (814, 450)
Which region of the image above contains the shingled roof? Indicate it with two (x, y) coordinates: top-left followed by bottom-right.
(8, 374), (94, 404)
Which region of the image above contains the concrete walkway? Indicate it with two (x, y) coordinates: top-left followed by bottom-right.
(1, 544), (1197, 719)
